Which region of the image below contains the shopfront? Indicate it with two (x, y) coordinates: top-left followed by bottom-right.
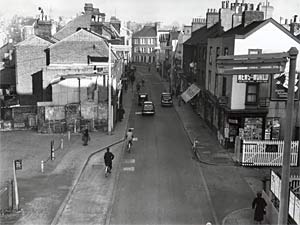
(223, 110), (268, 148)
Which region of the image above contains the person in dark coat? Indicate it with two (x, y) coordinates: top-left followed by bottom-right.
(82, 129), (90, 146)
(104, 147), (114, 173)
(252, 192), (267, 224)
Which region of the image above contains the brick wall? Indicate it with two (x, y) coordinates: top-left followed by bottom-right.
(15, 37), (50, 103)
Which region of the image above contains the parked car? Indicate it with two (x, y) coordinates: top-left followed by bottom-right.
(142, 101), (155, 115)
(138, 93), (148, 106)
(161, 92), (173, 106)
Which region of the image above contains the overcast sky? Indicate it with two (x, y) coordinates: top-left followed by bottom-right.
(1, 0), (299, 25)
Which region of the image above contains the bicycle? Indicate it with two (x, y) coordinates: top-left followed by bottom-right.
(127, 140), (132, 153)
(105, 165), (111, 177)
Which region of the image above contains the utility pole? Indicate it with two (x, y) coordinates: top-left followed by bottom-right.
(278, 47), (298, 225)
(108, 43), (112, 135)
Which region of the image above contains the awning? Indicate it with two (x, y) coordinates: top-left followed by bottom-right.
(181, 84), (200, 103)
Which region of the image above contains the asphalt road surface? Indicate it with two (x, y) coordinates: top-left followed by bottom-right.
(107, 67), (217, 225)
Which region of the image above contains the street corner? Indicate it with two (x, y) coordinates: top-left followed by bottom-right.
(222, 208), (254, 225)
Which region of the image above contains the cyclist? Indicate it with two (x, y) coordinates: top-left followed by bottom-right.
(125, 128), (134, 148)
(104, 147), (114, 173)
(136, 82), (141, 93)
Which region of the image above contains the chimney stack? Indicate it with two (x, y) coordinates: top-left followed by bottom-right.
(206, 8), (219, 28)
(242, 10), (264, 26)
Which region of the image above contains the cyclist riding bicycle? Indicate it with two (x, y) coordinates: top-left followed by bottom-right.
(125, 128), (134, 147)
(104, 147), (114, 173)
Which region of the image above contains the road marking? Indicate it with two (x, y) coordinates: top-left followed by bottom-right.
(135, 112), (142, 115)
(124, 159), (135, 164)
(123, 167), (135, 171)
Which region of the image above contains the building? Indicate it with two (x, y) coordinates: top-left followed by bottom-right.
(15, 35), (54, 105)
(37, 28), (123, 132)
(206, 17), (300, 148)
(132, 25), (157, 64)
(53, 3), (121, 43)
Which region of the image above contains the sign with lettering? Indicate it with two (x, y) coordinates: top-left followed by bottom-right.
(271, 72), (299, 100)
(237, 74), (269, 83)
(14, 159), (22, 170)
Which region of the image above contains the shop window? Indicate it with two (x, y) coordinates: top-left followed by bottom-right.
(243, 117), (263, 140)
(265, 118), (280, 140)
(245, 84), (258, 104)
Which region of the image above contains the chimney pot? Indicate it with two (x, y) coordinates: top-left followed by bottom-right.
(222, 1), (225, 8)
(294, 15), (298, 23)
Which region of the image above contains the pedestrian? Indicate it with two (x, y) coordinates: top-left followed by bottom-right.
(178, 95), (182, 107)
(82, 128), (90, 146)
(119, 107), (125, 121)
(252, 192), (267, 224)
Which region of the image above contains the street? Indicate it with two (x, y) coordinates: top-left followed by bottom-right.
(108, 67), (215, 224)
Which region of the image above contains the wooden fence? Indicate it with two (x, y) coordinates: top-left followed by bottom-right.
(234, 139), (299, 166)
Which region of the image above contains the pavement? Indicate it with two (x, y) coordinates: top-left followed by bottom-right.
(0, 64), (271, 225)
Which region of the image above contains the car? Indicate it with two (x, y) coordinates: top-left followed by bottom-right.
(138, 93), (148, 106)
(161, 92), (173, 106)
(142, 101), (155, 115)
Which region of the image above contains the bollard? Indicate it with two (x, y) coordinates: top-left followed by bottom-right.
(41, 160), (44, 173)
(74, 119), (76, 133)
(60, 138), (63, 149)
(68, 131), (71, 141)
(50, 140), (55, 160)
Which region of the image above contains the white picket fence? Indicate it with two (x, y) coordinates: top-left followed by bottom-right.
(241, 140), (299, 166)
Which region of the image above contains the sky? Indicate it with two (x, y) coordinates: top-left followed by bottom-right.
(0, 0), (300, 26)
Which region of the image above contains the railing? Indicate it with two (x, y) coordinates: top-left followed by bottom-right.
(235, 139), (299, 166)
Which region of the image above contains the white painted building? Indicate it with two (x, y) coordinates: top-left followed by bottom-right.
(206, 18), (300, 148)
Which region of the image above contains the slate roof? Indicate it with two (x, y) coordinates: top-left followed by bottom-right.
(221, 18), (300, 44)
(184, 22), (222, 46)
(53, 14), (118, 41)
(132, 26), (156, 38)
(53, 14), (92, 40)
(221, 20), (265, 37)
(15, 35), (52, 47)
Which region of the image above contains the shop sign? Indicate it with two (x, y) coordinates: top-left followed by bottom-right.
(237, 74), (269, 83)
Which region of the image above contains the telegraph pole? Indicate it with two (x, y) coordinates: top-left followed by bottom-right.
(108, 43), (112, 135)
(278, 47), (298, 225)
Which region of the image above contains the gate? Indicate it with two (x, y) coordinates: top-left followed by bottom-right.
(241, 140), (299, 166)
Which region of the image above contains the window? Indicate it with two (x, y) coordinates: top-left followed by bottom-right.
(222, 77), (227, 96)
(245, 84), (258, 104)
(209, 47), (213, 64)
(203, 48), (206, 61)
(224, 47), (229, 56)
(46, 49), (50, 65)
(248, 49), (262, 55)
(216, 47), (220, 58)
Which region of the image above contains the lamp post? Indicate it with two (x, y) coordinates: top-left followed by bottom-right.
(108, 43), (112, 135)
(278, 47), (298, 225)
